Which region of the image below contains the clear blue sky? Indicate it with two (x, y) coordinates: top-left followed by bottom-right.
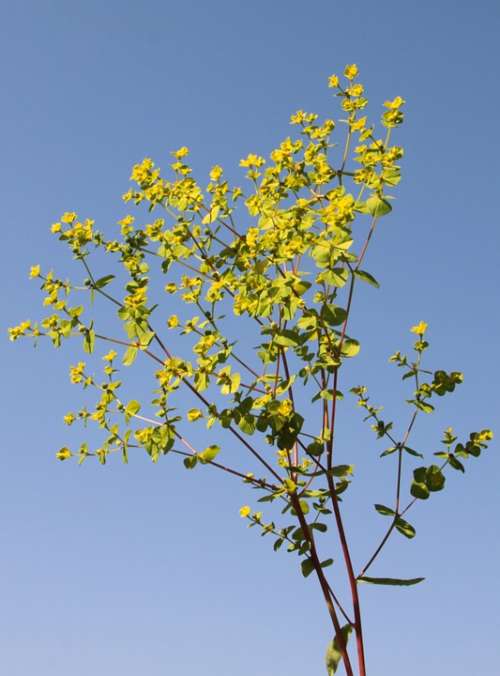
(1, 1), (499, 675)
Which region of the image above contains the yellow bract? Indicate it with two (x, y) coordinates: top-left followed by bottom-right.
(63, 413), (75, 425)
(350, 116), (367, 132)
(239, 153), (265, 168)
(61, 212), (77, 224)
(328, 74), (339, 88)
(410, 321), (428, 335)
(8, 320), (31, 341)
(344, 64), (358, 80)
(346, 83), (364, 97)
(209, 165), (223, 182)
(384, 96), (406, 110)
(69, 361), (86, 384)
(130, 157), (155, 183)
(56, 447), (72, 461)
(172, 146), (189, 159)
(278, 399), (293, 417)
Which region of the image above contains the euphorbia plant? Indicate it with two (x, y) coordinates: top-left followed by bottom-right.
(10, 64), (492, 675)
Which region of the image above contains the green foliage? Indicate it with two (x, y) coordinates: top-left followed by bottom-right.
(326, 624), (353, 675)
(10, 65), (493, 676)
(358, 576), (425, 586)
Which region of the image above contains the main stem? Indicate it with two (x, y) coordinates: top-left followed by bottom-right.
(291, 494), (355, 676)
(327, 472), (367, 676)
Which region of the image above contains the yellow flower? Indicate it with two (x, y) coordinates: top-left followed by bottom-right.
(328, 74), (340, 88)
(164, 282), (177, 294)
(344, 64), (359, 80)
(239, 505), (251, 518)
(384, 96), (405, 110)
(130, 158), (154, 183)
(410, 320), (428, 335)
(69, 361), (86, 384)
(278, 399), (293, 416)
(172, 146), (189, 159)
(187, 408), (203, 421)
(290, 110), (306, 124)
(56, 447), (72, 461)
(239, 153), (265, 168)
(209, 165), (223, 182)
(51, 222), (62, 233)
(350, 116), (367, 132)
(61, 212), (77, 224)
(346, 83), (364, 97)
(118, 215), (135, 227)
(63, 413), (75, 425)
(102, 350), (117, 362)
(29, 264), (41, 278)
(8, 320), (31, 341)
(167, 314), (179, 329)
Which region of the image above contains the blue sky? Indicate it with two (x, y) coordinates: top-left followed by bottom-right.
(1, 1), (499, 675)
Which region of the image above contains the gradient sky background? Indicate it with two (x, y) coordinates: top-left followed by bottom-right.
(1, 1), (499, 675)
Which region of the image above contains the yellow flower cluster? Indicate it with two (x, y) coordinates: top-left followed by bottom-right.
(240, 153), (266, 168)
(69, 361), (86, 384)
(55, 214), (95, 251)
(8, 320), (31, 341)
(410, 320), (428, 335)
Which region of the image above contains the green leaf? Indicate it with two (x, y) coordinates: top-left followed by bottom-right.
(311, 242), (330, 268)
(426, 464), (446, 491)
(274, 332), (299, 347)
(138, 330), (155, 349)
(122, 345), (138, 366)
(320, 558), (334, 569)
(238, 414), (256, 435)
(306, 441), (324, 456)
(330, 464), (354, 478)
(354, 269), (380, 288)
(404, 446), (424, 458)
(229, 372), (241, 393)
(448, 455), (465, 473)
(341, 338), (360, 358)
(325, 624), (352, 675)
(124, 400), (141, 423)
(82, 328), (95, 354)
(323, 304), (348, 326)
(374, 504), (395, 517)
(298, 499), (310, 515)
(301, 558), (315, 578)
(94, 274), (115, 289)
(366, 194), (392, 217)
(409, 399), (434, 414)
(320, 268), (349, 287)
(382, 166), (401, 186)
(198, 444), (220, 463)
(183, 455), (198, 469)
(273, 538), (284, 551)
(410, 480), (430, 500)
(394, 516), (416, 539)
(413, 467), (427, 483)
(358, 576), (425, 586)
